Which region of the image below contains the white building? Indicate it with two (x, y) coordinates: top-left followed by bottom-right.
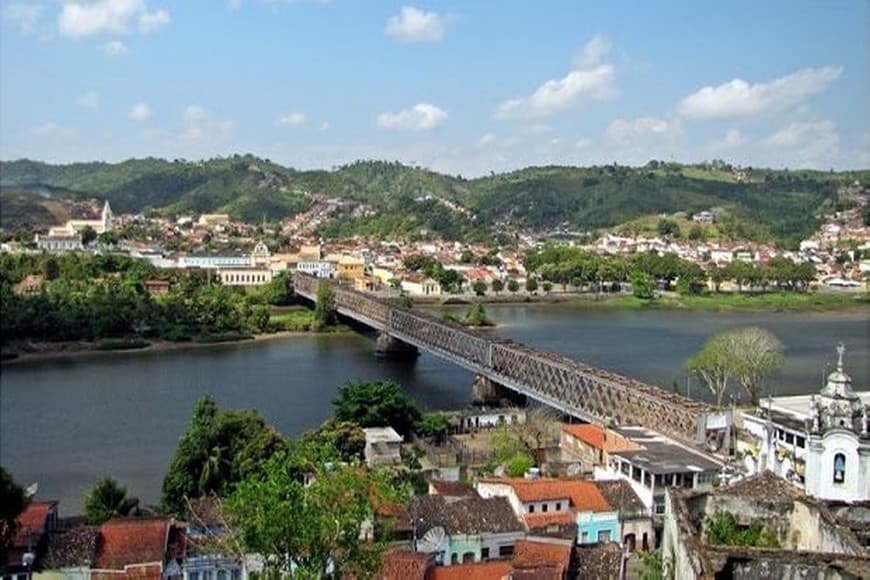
(179, 252), (251, 269)
(362, 427), (403, 467)
(218, 267), (273, 287)
(35, 234), (83, 252)
(805, 345), (870, 502)
(738, 345), (869, 502)
(296, 260), (337, 279)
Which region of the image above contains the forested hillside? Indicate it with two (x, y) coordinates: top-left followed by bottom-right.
(2, 156), (866, 247)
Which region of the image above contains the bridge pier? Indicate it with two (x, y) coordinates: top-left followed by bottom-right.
(375, 331), (419, 359)
(471, 374), (526, 407)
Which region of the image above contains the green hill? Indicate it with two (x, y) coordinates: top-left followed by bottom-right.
(1, 156), (866, 247)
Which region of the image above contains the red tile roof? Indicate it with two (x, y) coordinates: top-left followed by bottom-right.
(513, 540), (572, 576)
(490, 478), (613, 513)
(377, 549), (434, 580)
(95, 518), (170, 570)
(428, 560), (513, 580)
(429, 480), (476, 497)
(562, 423), (641, 453)
(523, 511), (575, 528)
(14, 501), (56, 546)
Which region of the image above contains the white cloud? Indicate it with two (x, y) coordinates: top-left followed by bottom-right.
(129, 102), (152, 121)
(137, 7), (169, 32)
(495, 64), (616, 119)
(183, 104), (208, 122)
(377, 103), (448, 131)
(712, 129), (746, 149)
(3, 3), (43, 36)
(575, 138), (591, 149)
(32, 122), (76, 138)
(679, 66), (842, 120)
(573, 34), (611, 68)
(276, 112), (307, 126)
(75, 91), (99, 109)
(58, 0), (170, 38)
(102, 40), (128, 55)
(319, 121), (331, 131)
(477, 133), (496, 147)
(605, 116), (682, 144)
(385, 6), (444, 43)
(764, 120), (840, 168)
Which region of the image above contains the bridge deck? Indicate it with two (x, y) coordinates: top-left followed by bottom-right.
(292, 273), (715, 444)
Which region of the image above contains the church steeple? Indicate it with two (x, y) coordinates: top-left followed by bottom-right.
(812, 343), (864, 434)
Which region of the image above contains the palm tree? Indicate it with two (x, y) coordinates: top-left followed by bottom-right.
(84, 477), (139, 524)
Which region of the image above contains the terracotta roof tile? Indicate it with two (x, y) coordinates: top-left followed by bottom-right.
(428, 560), (513, 580)
(523, 512), (575, 528)
(486, 478), (613, 513)
(513, 539), (572, 576)
(14, 501), (56, 546)
(95, 518), (170, 570)
(595, 480), (647, 514)
(429, 480), (476, 497)
(574, 543), (622, 579)
(412, 495), (524, 536)
(377, 549), (433, 580)
(562, 423), (641, 453)
(719, 471), (805, 501)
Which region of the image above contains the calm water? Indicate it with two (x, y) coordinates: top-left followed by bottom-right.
(1, 305), (867, 513)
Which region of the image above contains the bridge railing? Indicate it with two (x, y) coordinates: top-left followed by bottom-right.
(292, 272), (711, 443)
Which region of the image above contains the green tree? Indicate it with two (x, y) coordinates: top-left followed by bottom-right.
(490, 279), (504, 294)
(507, 279), (520, 293)
(657, 218), (681, 238)
(80, 225), (97, 246)
(313, 280), (337, 328)
(463, 303), (493, 327)
(42, 257), (60, 281)
(686, 333), (734, 407)
(630, 271), (655, 299)
(97, 231), (120, 246)
(542, 281), (552, 294)
(525, 277), (538, 293)
(0, 467), (28, 549)
(472, 280), (488, 296)
(224, 447), (402, 579)
(300, 420), (366, 463)
(725, 327), (784, 405)
(84, 477), (140, 524)
(332, 380), (422, 438)
(688, 225), (705, 241)
(416, 413), (451, 443)
(704, 510), (780, 548)
(161, 396), (290, 514)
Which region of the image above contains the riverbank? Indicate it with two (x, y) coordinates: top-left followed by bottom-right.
(415, 289), (868, 312)
(0, 328), (350, 366)
(606, 291), (869, 312)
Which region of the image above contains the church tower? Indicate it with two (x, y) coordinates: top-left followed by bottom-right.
(804, 344), (869, 502)
(101, 201), (114, 233)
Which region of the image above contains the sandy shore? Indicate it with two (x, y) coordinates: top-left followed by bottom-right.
(0, 331), (331, 367)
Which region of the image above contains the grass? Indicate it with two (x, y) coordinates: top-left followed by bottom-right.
(606, 291), (869, 312)
(269, 307), (317, 331)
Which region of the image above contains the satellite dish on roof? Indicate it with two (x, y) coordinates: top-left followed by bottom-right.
(417, 526), (447, 554)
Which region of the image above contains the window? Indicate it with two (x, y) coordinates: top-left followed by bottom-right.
(655, 502), (666, 515)
(796, 436), (806, 449)
(785, 432), (794, 445)
(597, 530), (612, 542)
(555, 502), (562, 511)
(833, 453), (846, 483)
(528, 504), (535, 513)
(498, 545), (514, 557)
(462, 552), (475, 563)
(542, 503), (549, 513)
(481, 548), (490, 559)
(451, 553), (458, 565)
(581, 531), (589, 543)
(621, 462), (630, 475)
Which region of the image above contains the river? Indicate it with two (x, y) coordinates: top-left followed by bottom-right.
(1, 305), (867, 513)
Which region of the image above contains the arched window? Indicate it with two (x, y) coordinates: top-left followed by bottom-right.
(833, 453), (846, 483)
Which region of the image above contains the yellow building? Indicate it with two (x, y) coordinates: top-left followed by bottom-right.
(337, 255), (365, 280)
(218, 267), (273, 286)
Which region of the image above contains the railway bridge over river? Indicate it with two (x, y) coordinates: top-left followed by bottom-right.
(292, 273), (720, 445)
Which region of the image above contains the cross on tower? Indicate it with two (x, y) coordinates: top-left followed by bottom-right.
(836, 342), (846, 371)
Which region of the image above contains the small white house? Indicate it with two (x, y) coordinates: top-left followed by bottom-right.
(362, 427), (403, 466)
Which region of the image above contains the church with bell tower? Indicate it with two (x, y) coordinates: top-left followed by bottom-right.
(804, 344), (870, 502)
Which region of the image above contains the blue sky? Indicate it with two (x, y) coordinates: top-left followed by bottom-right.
(1, 0), (867, 175)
